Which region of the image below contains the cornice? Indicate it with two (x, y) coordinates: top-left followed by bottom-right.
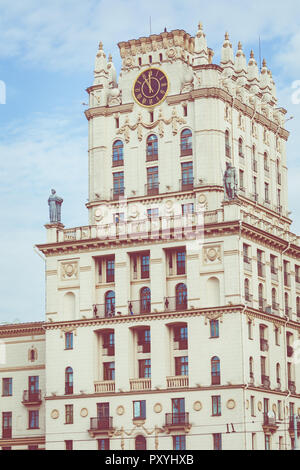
(85, 103), (134, 120)
(0, 435), (45, 447)
(0, 322), (45, 338)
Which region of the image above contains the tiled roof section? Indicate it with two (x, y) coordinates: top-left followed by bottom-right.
(0, 321), (45, 337)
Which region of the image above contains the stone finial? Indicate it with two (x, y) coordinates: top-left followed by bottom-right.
(94, 40), (108, 74)
(221, 31), (234, 69)
(247, 50), (259, 81)
(234, 41), (247, 75)
(194, 21), (208, 65)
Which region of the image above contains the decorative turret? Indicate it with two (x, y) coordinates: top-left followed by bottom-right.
(94, 42), (108, 85)
(220, 32), (234, 75)
(247, 50), (260, 94)
(194, 22), (209, 66)
(234, 42), (247, 84)
(107, 54), (117, 89)
(268, 69), (277, 103)
(259, 58), (272, 102)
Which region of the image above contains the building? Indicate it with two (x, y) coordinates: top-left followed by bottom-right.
(1, 23), (300, 450)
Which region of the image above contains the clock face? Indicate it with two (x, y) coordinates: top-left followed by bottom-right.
(133, 68), (169, 108)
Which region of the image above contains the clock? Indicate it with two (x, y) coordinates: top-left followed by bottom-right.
(133, 67), (169, 108)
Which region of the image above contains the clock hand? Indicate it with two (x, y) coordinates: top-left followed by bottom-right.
(144, 74), (153, 93)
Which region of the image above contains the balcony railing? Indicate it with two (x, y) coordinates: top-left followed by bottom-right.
(22, 390), (42, 404)
(260, 339), (269, 352)
(272, 302), (280, 314)
(145, 183), (159, 196)
(164, 297), (188, 312)
(261, 375), (271, 389)
(165, 412), (189, 427)
(93, 304), (115, 318)
(94, 381), (115, 393)
(128, 300), (151, 316)
(89, 417), (113, 431)
(111, 187), (125, 200)
(129, 378), (151, 391)
(166, 376), (189, 389)
(180, 178), (194, 191)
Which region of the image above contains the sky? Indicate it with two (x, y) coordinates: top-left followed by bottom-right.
(0, 0), (299, 324)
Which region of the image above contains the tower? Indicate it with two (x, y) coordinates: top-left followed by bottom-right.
(37, 23), (300, 451)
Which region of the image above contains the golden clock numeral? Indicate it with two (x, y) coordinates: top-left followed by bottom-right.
(137, 94), (142, 100)
(142, 98), (146, 104)
(149, 99), (153, 105)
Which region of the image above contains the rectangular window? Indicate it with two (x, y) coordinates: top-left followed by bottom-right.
(172, 398), (185, 416)
(138, 359), (151, 378)
(175, 356), (188, 376)
(210, 320), (219, 338)
(65, 440), (73, 450)
(212, 396), (221, 416)
(113, 172), (124, 198)
(2, 412), (12, 438)
(173, 435), (186, 450)
(2, 378), (12, 397)
(264, 183), (269, 202)
(182, 203), (194, 215)
(265, 434), (271, 450)
(250, 396), (255, 417)
(137, 329), (151, 353)
(133, 400), (146, 420)
(97, 402), (109, 418)
(213, 433), (222, 450)
(181, 162), (193, 189)
(176, 250), (186, 275)
(106, 259), (115, 283)
(278, 401), (282, 420)
(239, 170), (244, 190)
(252, 433), (256, 450)
(65, 332), (73, 350)
(147, 167), (159, 195)
(103, 362), (115, 381)
(29, 376), (39, 392)
(279, 436), (284, 450)
(65, 405), (73, 425)
(141, 254), (150, 279)
(29, 410), (39, 429)
(98, 439), (110, 450)
(147, 208), (159, 219)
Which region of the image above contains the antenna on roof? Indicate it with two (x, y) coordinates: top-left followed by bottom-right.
(150, 16), (152, 35)
(259, 36), (262, 72)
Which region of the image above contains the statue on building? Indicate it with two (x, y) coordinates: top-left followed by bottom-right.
(48, 189), (63, 223)
(223, 164), (238, 200)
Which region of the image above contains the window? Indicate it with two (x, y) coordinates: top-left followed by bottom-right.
(103, 362), (115, 381)
(138, 359), (151, 378)
(147, 208), (159, 219)
(276, 363), (281, 386)
(146, 134), (158, 161)
(181, 162), (193, 189)
(65, 368), (73, 394)
(115, 117), (119, 129)
(112, 140), (124, 167)
(140, 287), (151, 314)
(278, 401), (282, 420)
(249, 357), (254, 381)
(138, 329), (151, 353)
(2, 412), (12, 438)
(211, 357), (220, 385)
(248, 321), (253, 340)
(159, 53), (163, 62)
(175, 283), (187, 310)
(210, 320), (219, 338)
(182, 203), (194, 215)
(244, 279), (250, 301)
(65, 332), (73, 350)
(2, 378), (12, 397)
(213, 433), (222, 450)
(175, 356), (188, 376)
(138, 57), (142, 66)
(133, 401), (146, 419)
(29, 410), (39, 429)
(113, 171), (124, 199)
(98, 439), (110, 450)
(265, 434), (271, 450)
(252, 145), (257, 171)
(114, 212), (125, 224)
(258, 283), (264, 309)
(103, 332), (115, 356)
(174, 326), (188, 349)
(257, 249), (265, 277)
(106, 259), (115, 283)
(180, 129), (192, 156)
(173, 435), (186, 450)
(176, 251), (186, 275)
(147, 166), (159, 195)
(264, 183), (270, 203)
(172, 398), (185, 418)
(238, 138), (244, 157)
(141, 255), (150, 279)
(65, 405), (73, 425)
(212, 396), (221, 416)
(252, 433), (256, 450)
(239, 170), (244, 190)
(65, 440), (73, 450)
(264, 152), (269, 172)
(250, 396), (255, 417)
(275, 327), (280, 346)
(297, 297), (300, 317)
(183, 104), (187, 117)
(105, 291), (115, 317)
(135, 435), (147, 450)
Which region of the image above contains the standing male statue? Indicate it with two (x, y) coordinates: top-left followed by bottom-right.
(48, 189), (63, 224)
(223, 164), (238, 200)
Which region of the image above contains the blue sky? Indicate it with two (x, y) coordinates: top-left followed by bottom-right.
(0, 0), (299, 323)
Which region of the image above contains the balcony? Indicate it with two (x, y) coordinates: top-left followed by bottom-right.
(129, 378), (151, 391)
(165, 413), (191, 432)
(22, 390), (42, 405)
(2, 429), (12, 439)
(261, 375), (271, 389)
(111, 187), (125, 201)
(145, 183), (159, 196)
(260, 339), (269, 352)
(288, 381), (296, 394)
(263, 413), (278, 434)
(94, 381), (115, 393)
(243, 256), (252, 271)
(166, 376), (189, 389)
(89, 417), (114, 437)
(93, 304), (115, 319)
(164, 297), (188, 312)
(257, 261), (265, 278)
(180, 178), (194, 191)
(128, 300), (151, 316)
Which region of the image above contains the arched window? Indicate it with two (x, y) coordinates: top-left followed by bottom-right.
(175, 283), (187, 311)
(135, 435), (147, 450)
(211, 356), (221, 385)
(105, 291), (115, 317)
(140, 287), (151, 314)
(112, 140), (124, 167)
(65, 367), (73, 395)
(225, 130), (231, 157)
(146, 134), (158, 161)
(180, 129), (192, 156)
(238, 138), (244, 157)
(244, 279), (250, 301)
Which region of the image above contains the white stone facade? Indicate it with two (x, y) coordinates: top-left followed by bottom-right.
(1, 24), (300, 451)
